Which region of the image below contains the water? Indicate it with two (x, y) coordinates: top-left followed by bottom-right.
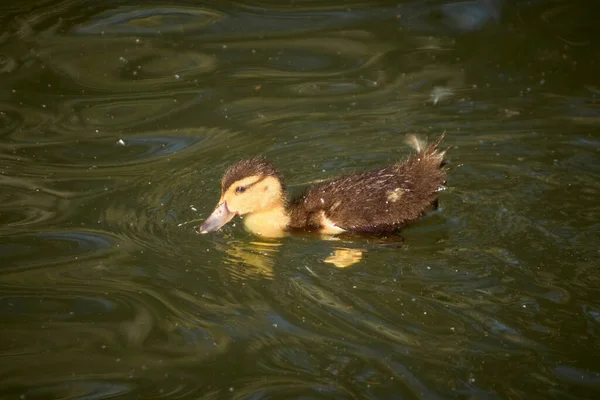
(1, 0), (599, 398)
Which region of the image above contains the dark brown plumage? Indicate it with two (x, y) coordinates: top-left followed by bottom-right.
(221, 157), (283, 193)
(288, 134), (448, 233)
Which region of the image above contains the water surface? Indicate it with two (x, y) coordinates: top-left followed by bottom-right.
(1, 0), (600, 398)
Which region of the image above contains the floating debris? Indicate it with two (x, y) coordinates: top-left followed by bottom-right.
(502, 108), (520, 117)
(430, 86), (454, 105)
(117, 139), (125, 146)
(304, 265), (319, 277)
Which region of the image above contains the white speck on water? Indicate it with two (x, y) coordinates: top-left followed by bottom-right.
(117, 139), (125, 146)
(430, 86), (453, 105)
(174, 74), (180, 79)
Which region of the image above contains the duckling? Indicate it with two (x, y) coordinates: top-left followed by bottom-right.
(197, 133), (449, 238)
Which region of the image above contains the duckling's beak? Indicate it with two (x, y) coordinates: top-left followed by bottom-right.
(196, 201), (236, 234)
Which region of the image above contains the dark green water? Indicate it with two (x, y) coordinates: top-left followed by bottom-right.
(1, 0), (599, 398)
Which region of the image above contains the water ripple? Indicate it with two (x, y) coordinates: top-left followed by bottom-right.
(54, 94), (208, 131)
(38, 38), (217, 92)
(2, 379), (134, 400)
(0, 104), (55, 142)
(0, 179), (81, 233)
(74, 7), (226, 35)
(1, 230), (117, 270)
(10, 135), (203, 168)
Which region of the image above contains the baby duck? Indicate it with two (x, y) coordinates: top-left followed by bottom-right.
(197, 133), (449, 238)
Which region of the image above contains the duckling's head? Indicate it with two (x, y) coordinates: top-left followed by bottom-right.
(197, 157), (285, 234)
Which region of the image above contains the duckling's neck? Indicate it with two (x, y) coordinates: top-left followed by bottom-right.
(242, 203), (290, 238)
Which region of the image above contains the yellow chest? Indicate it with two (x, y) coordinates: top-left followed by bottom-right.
(242, 207), (290, 238)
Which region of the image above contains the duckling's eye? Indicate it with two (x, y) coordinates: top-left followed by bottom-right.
(235, 186), (246, 194)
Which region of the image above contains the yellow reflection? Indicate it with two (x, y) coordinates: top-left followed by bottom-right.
(213, 233), (370, 277)
(324, 248), (365, 268)
(218, 239), (282, 280)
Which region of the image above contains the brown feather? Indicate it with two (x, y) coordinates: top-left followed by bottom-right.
(221, 157), (285, 195)
(288, 133), (448, 233)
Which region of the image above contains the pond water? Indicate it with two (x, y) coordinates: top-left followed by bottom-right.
(1, 0), (599, 398)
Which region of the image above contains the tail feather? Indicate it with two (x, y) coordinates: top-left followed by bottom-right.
(404, 132), (448, 166)
(404, 134), (425, 153)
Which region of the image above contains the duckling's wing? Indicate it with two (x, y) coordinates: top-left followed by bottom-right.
(290, 143), (447, 233)
(323, 171), (426, 232)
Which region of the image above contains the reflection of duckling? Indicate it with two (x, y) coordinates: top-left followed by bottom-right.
(325, 248), (366, 268)
(197, 133), (449, 239)
(218, 240), (281, 280)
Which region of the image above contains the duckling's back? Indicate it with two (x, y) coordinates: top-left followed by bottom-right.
(288, 134), (448, 233)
